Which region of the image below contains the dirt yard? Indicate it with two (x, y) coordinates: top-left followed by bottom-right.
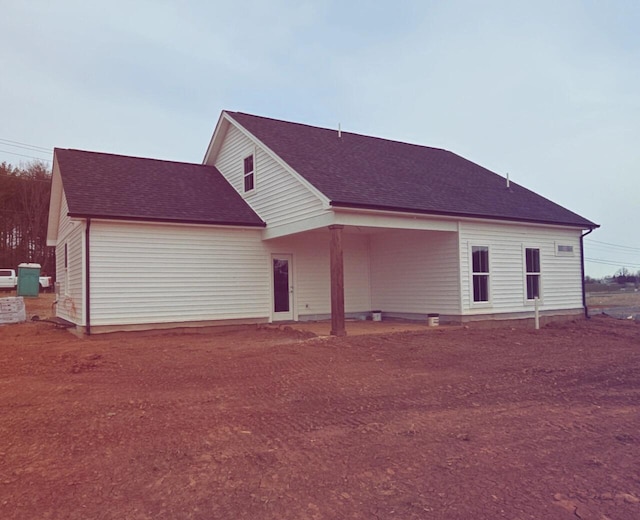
(1, 295), (639, 519)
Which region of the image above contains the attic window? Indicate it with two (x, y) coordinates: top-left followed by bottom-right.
(243, 154), (254, 193)
(555, 243), (574, 256)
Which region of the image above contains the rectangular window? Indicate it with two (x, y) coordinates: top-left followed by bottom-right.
(525, 248), (541, 300)
(472, 246), (489, 302)
(243, 154), (254, 192)
(555, 243), (574, 256)
(64, 242), (70, 296)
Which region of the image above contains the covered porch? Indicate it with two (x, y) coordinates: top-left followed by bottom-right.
(263, 212), (462, 335)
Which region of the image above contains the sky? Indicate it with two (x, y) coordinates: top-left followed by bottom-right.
(1, 0), (638, 278)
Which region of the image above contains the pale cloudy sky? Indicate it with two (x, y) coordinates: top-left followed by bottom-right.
(1, 0), (638, 277)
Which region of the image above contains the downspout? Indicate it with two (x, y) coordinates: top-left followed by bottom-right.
(85, 218), (91, 335)
(580, 228), (594, 319)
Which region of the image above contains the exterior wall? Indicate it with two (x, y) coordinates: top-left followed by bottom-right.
(459, 221), (583, 316)
(369, 229), (461, 316)
(214, 124), (328, 227)
(55, 199), (85, 325)
(88, 221), (270, 327)
(266, 231), (371, 319)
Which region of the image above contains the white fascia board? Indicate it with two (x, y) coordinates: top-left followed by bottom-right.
(333, 209), (458, 232)
(202, 112), (230, 165)
(336, 206), (587, 233)
(224, 113), (332, 209)
(262, 212), (336, 240)
(88, 218), (263, 232)
(46, 155), (63, 246)
(456, 216), (587, 233)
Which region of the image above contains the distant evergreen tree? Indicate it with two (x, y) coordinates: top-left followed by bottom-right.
(0, 161), (55, 276)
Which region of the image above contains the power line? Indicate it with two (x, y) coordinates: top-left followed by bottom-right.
(585, 239), (640, 252)
(0, 138), (51, 153)
(585, 257), (640, 269)
(0, 149), (51, 163)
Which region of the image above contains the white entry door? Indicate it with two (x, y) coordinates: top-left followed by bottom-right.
(272, 254), (293, 321)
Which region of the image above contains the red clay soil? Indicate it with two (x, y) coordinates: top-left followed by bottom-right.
(1, 314), (639, 519)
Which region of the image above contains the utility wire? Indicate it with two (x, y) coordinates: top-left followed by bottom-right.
(585, 257), (640, 269)
(0, 149), (51, 163)
(0, 138), (51, 153)
(585, 239), (640, 252)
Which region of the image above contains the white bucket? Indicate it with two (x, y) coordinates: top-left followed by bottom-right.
(427, 314), (439, 327)
(372, 311), (382, 322)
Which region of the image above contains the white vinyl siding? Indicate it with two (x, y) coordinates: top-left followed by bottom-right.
(215, 124), (327, 227)
(56, 222), (84, 325)
(89, 221), (270, 326)
(370, 229), (460, 315)
(459, 222), (583, 315)
(57, 193), (75, 244)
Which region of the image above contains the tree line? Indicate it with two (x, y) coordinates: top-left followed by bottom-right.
(586, 268), (640, 286)
(0, 161), (55, 276)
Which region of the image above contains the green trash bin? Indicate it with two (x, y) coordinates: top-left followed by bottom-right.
(17, 263), (41, 297)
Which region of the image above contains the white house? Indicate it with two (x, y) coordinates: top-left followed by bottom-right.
(46, 111), (598, 334)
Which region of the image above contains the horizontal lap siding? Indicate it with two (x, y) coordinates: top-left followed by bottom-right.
(89, 222), (269, 326)
(268, 232), (371, 316)
(56, 221), (84, 325)
(57, 194), (75, 243)
(215, 125), (327, 226)
(459, 222), (583, 314)
(370, 230), (460, 314)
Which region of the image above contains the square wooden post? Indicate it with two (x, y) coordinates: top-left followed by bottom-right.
(329, 224), (346, 336)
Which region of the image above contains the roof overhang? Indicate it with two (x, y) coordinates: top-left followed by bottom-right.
(330, 201), (600, 231)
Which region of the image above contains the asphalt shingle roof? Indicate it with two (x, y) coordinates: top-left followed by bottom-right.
(227, 111), (597, 228)
(55, 148), (264, 227)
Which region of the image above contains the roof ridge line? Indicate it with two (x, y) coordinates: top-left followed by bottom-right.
(227, 111), (450, 153)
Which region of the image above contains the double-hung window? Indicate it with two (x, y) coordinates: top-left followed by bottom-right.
(472, 246), (490, 302)
(243, 154), (254, 193)
(525, 248), (541, 300)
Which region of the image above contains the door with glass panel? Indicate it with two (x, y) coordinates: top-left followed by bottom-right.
(272, 254), (293, 321)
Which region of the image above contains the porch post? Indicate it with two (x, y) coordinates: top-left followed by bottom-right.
(329, 224), (346, 336)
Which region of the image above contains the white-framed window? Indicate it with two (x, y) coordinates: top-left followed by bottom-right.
(243, 153), (255, 193)
(471, 245), (490, 303)
(525, 247), (541, 300)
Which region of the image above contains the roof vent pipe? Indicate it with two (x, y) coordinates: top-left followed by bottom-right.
(506, 172), (510, 189)
(338, 123), (341, 138)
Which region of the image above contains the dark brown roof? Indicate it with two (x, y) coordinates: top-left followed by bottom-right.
(227, 112), (597, 228)
(55, 149), (264, 227)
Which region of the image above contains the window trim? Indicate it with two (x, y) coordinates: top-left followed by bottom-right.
(469, 244), (491, 306)
(523, 246), (542, 303)
(242, 151), (255, 194)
